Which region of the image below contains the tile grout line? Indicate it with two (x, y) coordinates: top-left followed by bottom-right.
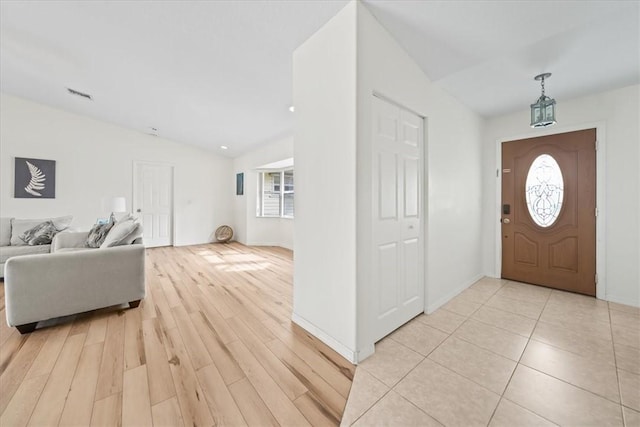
(469, 310), (535, 338)
(485, 283), (556, 427)
(473, 285), (630, 423)
(349, 281), (636, 426)
(493, 287), (636, 424)
(432, 280), (559, 426)
(416, 280), (508, 426)
(608, 302), (628, 426)
(348, 330), (425, 425)
(342, 376), (389, 426)
(349, 292), (492, 427)
(353, 280), (506, 426)
(513, 297), (632, 410)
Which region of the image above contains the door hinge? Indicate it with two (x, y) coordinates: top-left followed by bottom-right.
(595, 207), (599, 217)
(595, 274), (599, 284)
(595, 140), (599, 151)
(496, 168), (499, 178)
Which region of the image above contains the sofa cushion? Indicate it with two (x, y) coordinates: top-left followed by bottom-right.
(21, 221), (59, 246)
(101, 219), (139, 248)
(10, 216), (73, 246)
(0, 217), (12, 246)
(0, 244), (51, 263)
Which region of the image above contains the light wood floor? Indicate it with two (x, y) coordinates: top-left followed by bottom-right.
(0, 243), (355, 426)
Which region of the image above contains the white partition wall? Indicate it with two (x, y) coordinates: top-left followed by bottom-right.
(292, 2), (359, 361)
(354, 3), (484, 358)
(293, 1), (484, 363)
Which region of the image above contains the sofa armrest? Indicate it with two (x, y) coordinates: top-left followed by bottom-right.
(5, 244), (145, 327)
(52, 231), (89, 252)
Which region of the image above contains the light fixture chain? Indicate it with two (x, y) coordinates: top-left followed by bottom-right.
(541, 75), (545, 97)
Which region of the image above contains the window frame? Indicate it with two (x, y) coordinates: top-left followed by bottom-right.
(282, 170), (294, 218)
(257, 168), (294, 218)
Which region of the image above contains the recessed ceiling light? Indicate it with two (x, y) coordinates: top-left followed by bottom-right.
(220, 145), (228, 150)
(289, 106), (295, 112)
(67, 87), (93, 100)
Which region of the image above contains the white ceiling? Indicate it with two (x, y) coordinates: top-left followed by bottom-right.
(365, 1), (640, 118)
(1, 1), (638, 157)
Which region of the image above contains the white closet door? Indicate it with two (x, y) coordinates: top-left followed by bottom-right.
(372, 96), (424, 342)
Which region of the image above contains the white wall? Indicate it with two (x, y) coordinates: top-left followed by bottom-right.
(355, 3), (484, 355)
(482, 85), (640, 307)
(0, 93), (234, 246)
(293, 1), (484, 362)
(292, 1), (358, 360)
(232, 136), (294, 250)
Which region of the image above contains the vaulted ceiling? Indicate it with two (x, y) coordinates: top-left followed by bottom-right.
(1, 1), (637, 157)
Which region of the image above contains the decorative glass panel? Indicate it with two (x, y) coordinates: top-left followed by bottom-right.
(525, 154), (564, 227)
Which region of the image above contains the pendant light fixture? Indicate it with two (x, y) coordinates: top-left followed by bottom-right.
(530, 73), (556, 128)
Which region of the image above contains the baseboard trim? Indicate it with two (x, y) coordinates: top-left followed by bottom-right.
(173, 240), (211, 247)
(482, 274), (639, 308)
(247, 241), (293, 250)
(426, 273), (485, 314)
(605, 294), (640, 308)
(291, 312), (357, 363)
(356, 343), (375, 364)
(246, 241), (280, 247)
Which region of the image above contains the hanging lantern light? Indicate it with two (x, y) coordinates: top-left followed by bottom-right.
(530, 73), (556, 128)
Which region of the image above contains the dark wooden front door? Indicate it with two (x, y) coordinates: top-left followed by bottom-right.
(501, 129), (596, 296)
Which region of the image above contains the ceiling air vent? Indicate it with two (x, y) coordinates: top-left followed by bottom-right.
(66, 87), (93, 100)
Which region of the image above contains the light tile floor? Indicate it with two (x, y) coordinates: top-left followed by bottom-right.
(341, 278), (640, 427)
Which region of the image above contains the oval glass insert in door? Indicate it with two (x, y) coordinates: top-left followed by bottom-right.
(525, 154), (564, 227)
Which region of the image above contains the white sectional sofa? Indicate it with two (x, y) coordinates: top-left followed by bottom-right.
(4, 230), (145, 333)
(0, 216), (73, 278)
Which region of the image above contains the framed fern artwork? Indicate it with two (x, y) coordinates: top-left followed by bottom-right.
(14, 157), (56, 198)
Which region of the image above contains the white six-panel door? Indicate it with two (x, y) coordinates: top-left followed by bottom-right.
(133, 162), (173, 248)
(372, 96), (424, 342)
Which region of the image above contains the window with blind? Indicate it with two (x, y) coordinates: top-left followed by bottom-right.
(258, 169), (294, 218)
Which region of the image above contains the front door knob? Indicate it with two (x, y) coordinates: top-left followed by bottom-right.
(503, 218), (511, 224)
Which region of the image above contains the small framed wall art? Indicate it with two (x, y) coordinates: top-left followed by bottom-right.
(236, 172), (244, 196)
(14, 157), (56, 199)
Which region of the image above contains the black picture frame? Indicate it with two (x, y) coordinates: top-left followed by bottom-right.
(236, 172), (244, 196)
(14, 157), (56, 199)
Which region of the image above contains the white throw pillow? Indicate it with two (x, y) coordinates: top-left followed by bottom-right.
(0, 217), (13, 246)
(100, 219), (139, 248)
(121, 222), (143, 245)
(10, 215), (73, 246)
